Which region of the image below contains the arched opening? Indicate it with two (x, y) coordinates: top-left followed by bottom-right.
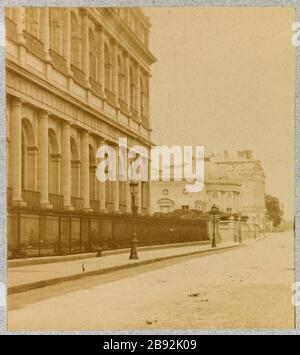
(89, 29), (96, 80)
(130, 66), (135, 109)
(71, 12), (81, 68)
(50, 8), (64, 55)
(21, 119), (36, 191)
(26, 8), (40, 39)
(89, 145), (96, 201)
(118, 56), (125, 101)
(70, 137), (80, 198)
(48, 129), (60, 194)
(104, 43), (111, 91)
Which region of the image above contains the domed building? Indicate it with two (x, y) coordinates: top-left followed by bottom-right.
(151, 150), (266, 230)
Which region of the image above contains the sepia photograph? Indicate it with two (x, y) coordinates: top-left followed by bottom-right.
(3, 4), (297, 333)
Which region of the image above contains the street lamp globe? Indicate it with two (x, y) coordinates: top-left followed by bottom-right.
(211, 204), (218, 215)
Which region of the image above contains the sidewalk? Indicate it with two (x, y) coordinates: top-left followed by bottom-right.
(8, 241), (244, 295)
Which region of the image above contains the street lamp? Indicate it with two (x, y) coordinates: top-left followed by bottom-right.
(210, 204), (219, 248)
(129, 181), (139, 215)
(129, 181), (139, 259)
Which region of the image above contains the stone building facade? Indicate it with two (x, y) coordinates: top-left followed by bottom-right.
(151, 151), (266, 230)
(5, 7), (156, 215)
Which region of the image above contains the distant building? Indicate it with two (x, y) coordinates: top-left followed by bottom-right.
(151, 150), (267, 229)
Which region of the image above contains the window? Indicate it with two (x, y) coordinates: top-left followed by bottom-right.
(71, 12), (81, 67)
(89, 29), (96, 79)
(50, 8), (64, 55)
(104, 43), (111, 90)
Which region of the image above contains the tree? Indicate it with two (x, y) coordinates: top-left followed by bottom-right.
(265, 194), (283, 228)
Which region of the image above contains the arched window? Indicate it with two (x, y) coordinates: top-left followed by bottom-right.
(130, 66), (136, 109)
(26, 8), (40, 38)
(21, 119), (36, 191)
(50, 8), (63, 55)
(104, 43), (111, 91)
(48, 129), (60, 195)
(118, 56), (125, 101)
(89, 29), (96, 80)
(71, 12), (81, 67)
(70, 137), (80, 198)
(89, 145), (96, 200)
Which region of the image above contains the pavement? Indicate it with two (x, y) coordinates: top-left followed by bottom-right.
(8, 231), (294, 330)
(8, 240), (244, 294)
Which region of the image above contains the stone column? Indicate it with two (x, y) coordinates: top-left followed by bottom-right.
(112, 143), (121, 213)
(61, 121), (73, 210)
(81, 9), (90, 84)
(112, 40), (119, 103)
(135, 64), (141, 117)
(124, 53), (130, 111)
(80, 130), (91, 211)
(40, 8), (50, 60)
(97, 137), (107, 212)
(38, 111), (52, 208)
(97, 26), (105, 97)
(64, 8), (72, 73)
(10, 98), (25, 206)
(15, 7), (26, 43)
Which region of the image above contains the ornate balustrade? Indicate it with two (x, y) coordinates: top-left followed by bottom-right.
(90, 78), (103, 98)
(49, 194), (64, 210)
(22, 190), (41, 209)
(71, 197), (84, 211)
(141, 114), (150, 128)
(130, 107), (139, 121)
(118, 98), (129, 114)
(71, 64), (86, 86)
(50, 49), (67, 74)
(90, 200), (100, 212)
(106, 202), (115, 213)
(105, 89), (116, 107)
(119, 203), (128, 213)
(24, 31), (46, 59)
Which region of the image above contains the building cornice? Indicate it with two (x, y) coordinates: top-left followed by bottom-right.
(6, 61), (154, 148)
(92, 8), (157, 67)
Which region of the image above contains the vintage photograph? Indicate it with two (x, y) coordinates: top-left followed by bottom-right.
(5, 6), (295, 330)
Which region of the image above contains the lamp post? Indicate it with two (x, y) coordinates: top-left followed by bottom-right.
(210, 204), (219, 248)
(129, 181), (139, 259)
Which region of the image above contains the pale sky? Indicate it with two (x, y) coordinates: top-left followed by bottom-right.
(144, 7), (296, 220)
